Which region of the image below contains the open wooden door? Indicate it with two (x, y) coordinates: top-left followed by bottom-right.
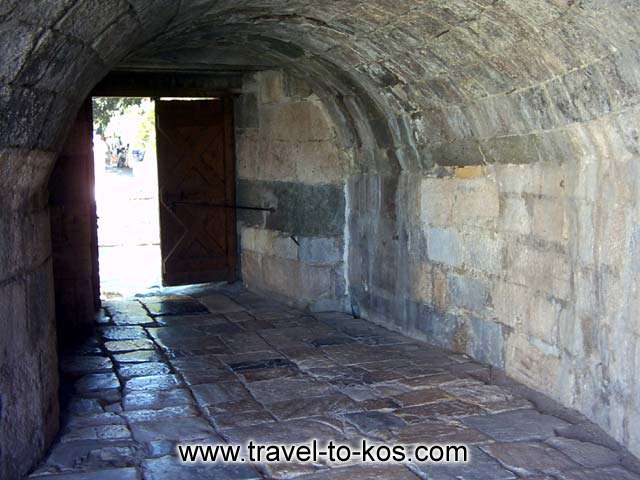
(155, 97), (237, 286)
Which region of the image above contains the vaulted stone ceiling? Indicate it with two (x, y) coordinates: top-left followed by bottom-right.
(4, 0), (640, 169)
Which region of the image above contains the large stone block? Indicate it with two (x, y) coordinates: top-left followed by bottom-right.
(1, 259), (58, 480)
(464, 230), (505, 275)
(506, 243), (571, 301)
(257, 70), (285, 104)
(505, 333), (561, 395)
(526, 294), (561, 346)
(410, 261), (433, 305)
(262, 101), (334, 143)
(496, 162), (566, 198)
(449, 274), (491, 313)
(500, 195), (531, 235)
(492, 280), (530, 329)
(299, 236), (343, 264)
(298, 263), (333, 299)
(292, 140), (348, 185)
(481, 134), (542, 165)
(467, 316), (506, 368)
(420, 177), (455, 227)
(455, 177), (500, 220)
(240, 227), (298, 260)
(241, 251), (264, 292)
(237, 180), (345, 237)
(426, 227), (464, 267)
(532, 197), (567, 244)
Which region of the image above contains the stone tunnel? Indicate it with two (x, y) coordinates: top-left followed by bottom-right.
(2, 1), (640, 478)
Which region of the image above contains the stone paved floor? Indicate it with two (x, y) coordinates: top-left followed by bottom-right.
(31, 284), (640, 480)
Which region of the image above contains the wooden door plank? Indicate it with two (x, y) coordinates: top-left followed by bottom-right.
(155, 98), (237, 286)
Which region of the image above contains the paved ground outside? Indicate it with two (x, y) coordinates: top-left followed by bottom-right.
(32, 284), (640, 479)
(95, 157), (162, 298)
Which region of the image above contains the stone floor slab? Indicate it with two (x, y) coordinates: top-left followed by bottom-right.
(555, 466), (640, 479)
(104, 339), (155, 352)
(144, 299), (209, 316)
(297, 465), (420, 479)
(268, 394), (360, 421)
(75, 373), (120, 393)
(114, 351), (163, 364)
(395, 399), (485, 423)
(60, 356), (114, 375)
(191, 382), (253, 406)
(143, 455), (260, 480)
(124, 375), (181, 392)
(546, 436), (621, 468)
(100, 326), (147, 340)
(33, 286), (640, 480)
(463, 409), (570, 442)
(481, 441), (580, 476)
(118, 362), (171, 380)
(245, 376), (337, 404)
(30, 467), (140, 480)
(122, 388), (194, 411)
(130, 417), (217, 442)
(416, 446), (517, 480)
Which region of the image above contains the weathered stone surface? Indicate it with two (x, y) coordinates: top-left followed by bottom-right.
(396, 400), (485, 423)
(144, 299), (209, 316)
(104, 339), (155, 352)
(113, 350), (162, 364)
(60, 424), (132, 443)
(463, 409), (570, 442)
(63, 412), (125, 429)
(342, 411), (407, 438)
(155, 314), (228, 327)
(118, 362), (171, 380)
(29, 468), (140, 480)
(143, 455), (260, 480)
(392, 388), (452, 407)
(481, 442), (580, 476)
(298, 465), (420, 479)
(210, 409), (275, 429)
(391, 421), (490, 445)
(417, 446), (517, 480)
(555, 466), (640, 480)
(124, 375), (181, 393)
(123, 388), (194, 411)
(130, 417), (216, 442)
(8, 4), (640, 479)
(75, 373), (120, 393)
(247, 376), (338, 404)
(191, 382), (253, 406)
(223, 418), (348, 444)
(199, 294), (245, 313)
(121, 405), (199, 423)
(269, 394), (360, 421)
(546, 437), (621, 469)
(28, 287), (640, 480)
(100, 326), (147, 341)
(60, 356), (114, 375)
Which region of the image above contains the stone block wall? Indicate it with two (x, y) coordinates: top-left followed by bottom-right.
(348, 47), (640, 457)
(234, 71), (352, 311)
(0, 148), (59, 480)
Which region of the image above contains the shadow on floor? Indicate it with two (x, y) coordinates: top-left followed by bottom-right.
(34, 283), (640, 479)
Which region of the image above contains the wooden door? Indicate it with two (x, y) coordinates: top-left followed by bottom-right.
(155, 98), (237, 286)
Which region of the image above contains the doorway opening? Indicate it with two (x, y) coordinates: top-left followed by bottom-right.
(92, 97), (162, 298)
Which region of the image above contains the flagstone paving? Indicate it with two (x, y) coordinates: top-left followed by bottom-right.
(30, 285), (640, 479)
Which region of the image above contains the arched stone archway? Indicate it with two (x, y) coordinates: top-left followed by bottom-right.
(3, 1), (640, 477)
